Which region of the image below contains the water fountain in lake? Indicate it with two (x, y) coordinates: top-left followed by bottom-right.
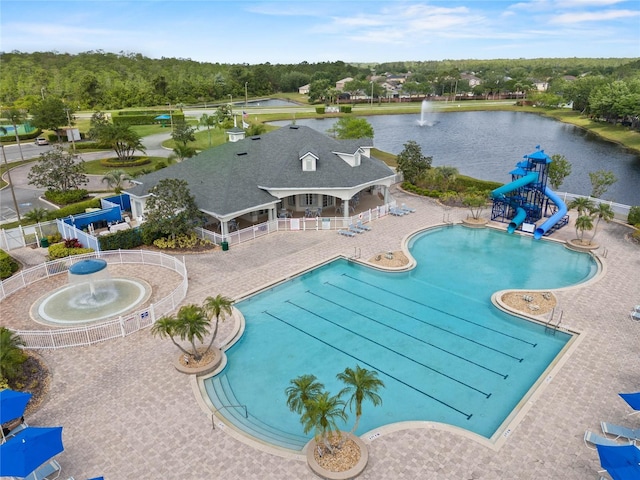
(32, 258), (150, 325)
(417, 99), (438, 127)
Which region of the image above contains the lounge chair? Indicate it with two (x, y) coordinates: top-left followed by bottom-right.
(25, 459), (61, 480)
(601, 421), (640, 442)
(337, 229), (355, 237)
(631, 310), (640, 321)
(400, 203), (416, 213)
(356, 220), (371, 231)
(584, 430), (633, 449)
(389, 207), (405, 216)
(348, 224), (365, 234)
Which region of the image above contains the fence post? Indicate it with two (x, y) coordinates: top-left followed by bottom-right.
(119, 316), (126, 337)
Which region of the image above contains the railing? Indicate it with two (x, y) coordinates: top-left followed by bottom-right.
(1, 250), (188, 350)
(195, 203), (393, 248)
(211, 405), (248, 430)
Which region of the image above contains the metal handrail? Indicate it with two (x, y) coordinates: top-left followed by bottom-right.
(212, 405), (248, 430)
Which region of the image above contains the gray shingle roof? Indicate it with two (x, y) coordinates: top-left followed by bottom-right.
(126, 125), (394, 217)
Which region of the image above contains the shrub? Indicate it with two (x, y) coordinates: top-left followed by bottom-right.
(47, 199), (102, 221)
(100, 157), (151, 168)
(315, 107), (325, 114)
(340, 106), (352, 113)
(63, 238), (82, 248)
(47, 232), (62, 245)
(44, 189), (89, 205)
(98, 228), (143, 251)
(628, 206), (640, 225)
(0, 249), (19, 279)
(48, 243), (94, 260)
(153, 233), (213, 249)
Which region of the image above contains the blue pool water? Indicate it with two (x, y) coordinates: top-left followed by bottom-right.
(204, 227), (597, 449)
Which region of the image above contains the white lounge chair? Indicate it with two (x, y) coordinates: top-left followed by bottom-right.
(631, 310), (640, 321)
(337, 229), (355, 237)
(389, 207), (405, 216)
(356, 220), (371, 231)
(348, 224), (365, 234)
(25, 459), (61, 480)
(601, 421), (640, 442)
(400, 203), (416, 213)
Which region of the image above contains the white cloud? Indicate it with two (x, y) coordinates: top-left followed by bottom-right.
(550, 8), (640, 24)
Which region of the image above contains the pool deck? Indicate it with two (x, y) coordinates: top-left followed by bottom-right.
(2, 187), (639, 479)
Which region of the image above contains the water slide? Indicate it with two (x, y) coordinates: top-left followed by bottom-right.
(491, 172), (538, 232)
(533, 187), (568, 239)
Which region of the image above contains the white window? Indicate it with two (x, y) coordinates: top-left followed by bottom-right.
(301, 194), (315, 206)
(322, 195), (334, 207)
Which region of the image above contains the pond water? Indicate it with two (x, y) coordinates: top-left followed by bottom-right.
(271, 112), (640, 206)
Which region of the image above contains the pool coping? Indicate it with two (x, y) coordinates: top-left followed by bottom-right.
(188, 224), (606, 458)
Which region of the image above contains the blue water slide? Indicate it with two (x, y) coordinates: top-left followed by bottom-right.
(490, 172), (538, 199)
(508, 207), (527, 233)
(534, 187), (568, 240)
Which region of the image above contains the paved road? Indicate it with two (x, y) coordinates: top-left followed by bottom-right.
(0, 133), (172, 223)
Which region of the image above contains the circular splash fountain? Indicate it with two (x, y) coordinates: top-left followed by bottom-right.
(32, 258), (151, 325)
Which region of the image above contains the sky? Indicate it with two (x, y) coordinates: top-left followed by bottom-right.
(1, 0), (639, 64)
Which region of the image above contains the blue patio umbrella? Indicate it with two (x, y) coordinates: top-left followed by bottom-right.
(620, 392), (640, 412)
(0, 426), (64, 478)
(0, 389), (32, 424)
(596, 443), (640, 480)
(154, 114), (171, 120)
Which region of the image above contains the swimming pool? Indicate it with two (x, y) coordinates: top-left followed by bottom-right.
(203, 226), (597, 450)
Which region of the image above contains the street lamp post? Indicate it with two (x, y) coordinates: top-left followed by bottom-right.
(370, 81), (374, 107)
(244, 82), (248, 108)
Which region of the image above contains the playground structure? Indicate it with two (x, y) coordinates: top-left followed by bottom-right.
(491, 146), (569, 239)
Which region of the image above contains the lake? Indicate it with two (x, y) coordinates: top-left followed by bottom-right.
(271, 111), (640, 206)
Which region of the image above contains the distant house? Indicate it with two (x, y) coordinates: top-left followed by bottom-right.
(460, 73), (482, 88)
(532, 80), (549, 92)
(336, 77), (354, 91)
(126, 125), (396, 237)
(298, 84), (310, 95)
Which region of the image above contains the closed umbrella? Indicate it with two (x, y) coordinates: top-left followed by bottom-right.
(596, 443), (640, 480)
(0, 426), (64, 478)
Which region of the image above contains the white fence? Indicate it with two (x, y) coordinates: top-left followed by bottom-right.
(195, 204), (392, 247)
(1, 250), (188, 350)
(0, 220), (59, 251)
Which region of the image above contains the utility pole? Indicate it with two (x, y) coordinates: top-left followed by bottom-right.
(65, 108), (76, 152)
(0, 139), (21, 221)
(244, 82), (248, 108)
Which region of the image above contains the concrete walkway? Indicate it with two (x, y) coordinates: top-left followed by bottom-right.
(2, 189), (639, 480)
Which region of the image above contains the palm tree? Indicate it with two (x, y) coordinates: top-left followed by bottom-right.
(285, 374), (325, 415)
(23, 207), (49, 223)
(575, 214), (594, 242)
(590, 202), (615, 242)
(0, 327), (27, 383)
(202, 294), (233, 351)
(173, 304), (210, 361)
(199, 113), (216, 147)
(150, 316), (192, 357)
(101, 169), (131, 194)
(337, 365), (385, 434)
(569, 197), (595, 216)
(300, 391), (346, 455)
(1, 108), (26, 161)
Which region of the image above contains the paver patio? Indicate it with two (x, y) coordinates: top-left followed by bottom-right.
(2, 188), (639, 479)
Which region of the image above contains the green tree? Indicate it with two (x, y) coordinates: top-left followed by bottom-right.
(171, 119), (196, 147)
(300, 391), (347, 455)
(202, 294), (233, 351)
(589, 170), (617, 199)
(590, 202), (615, 242)
(172, 144), (197, 161)
(463, 191), (489, 220)
(569, 196), (596, 216)
(328, 117), (374, 139)
(1, 107), (26, 161)
(0, 327), (27, 384)
(87, 110), (111, 141)
(30, 97), (70, 141)
(198, 113), (216, 147)
(101, 169), (131, 193)
(308, 79), (331, 103)
(574, 214), (594, 242)
(336, 365), (384, 434)
(150, 316), (191, 357)
(396, 140), (432, 184)
(547, 154), (572, 190)
(0, 125), (21, 221)
(27, 146), (88, 191)
(285, 374), (325, 415)
(141, 178), (203, 241)
(214, 104), (233, 129)
(94, 123), (146, 163)
(152, 304), (211, 361)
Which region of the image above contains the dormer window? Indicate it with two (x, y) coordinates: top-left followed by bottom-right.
(300, 151), (318, 171)
(354, 150), (361, 166)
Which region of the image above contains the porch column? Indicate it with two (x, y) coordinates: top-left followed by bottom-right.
(342, 199), (350, 219)
(221, 221), (229, 239)
(383, 187), (390, 204)
(268, 207), (275, 221)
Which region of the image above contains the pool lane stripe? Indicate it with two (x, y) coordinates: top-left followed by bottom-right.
(326, 281), (524, 363)
(307, 290), (509, 379)
(263, 310), (474, 420)
(340, 274), (538, 348)
(285, 300), (493, 400)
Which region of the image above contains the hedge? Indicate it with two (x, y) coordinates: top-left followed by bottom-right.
(100, 157), (151, 168)
(628, 206), (640, 225)
(112, 111), (185, 126)
(98, 228), (143, 251)
(48, 243), (94, 260)
(44, 189), (89, 205)
(46, 198), (102, 221)
(0, 249), (19, 279)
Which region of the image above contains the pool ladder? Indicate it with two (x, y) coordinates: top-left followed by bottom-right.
(443, 213), (454, 225)
(350, 247), (361, 260)
(545, 308), (563, 334)
(211, 404), (248, 430)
